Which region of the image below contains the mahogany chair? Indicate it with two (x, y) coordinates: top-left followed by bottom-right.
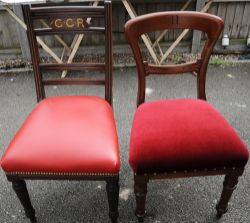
(1, 1), (120, 223)
(124, 12), (249, 222)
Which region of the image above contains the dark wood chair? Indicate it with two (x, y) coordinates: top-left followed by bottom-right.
(0, 1), (120, 223)
(124, 11), (249, 222)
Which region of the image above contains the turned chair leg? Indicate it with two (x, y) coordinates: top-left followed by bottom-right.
(134, 175), (148, 223)
(216, 172), (240, 218)
(12, 180), (37, 223)
(106, 177), (120, 223)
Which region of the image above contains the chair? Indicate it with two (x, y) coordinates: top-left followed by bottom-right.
(124, 12), (249, 222)
(0, 1), (120, 223)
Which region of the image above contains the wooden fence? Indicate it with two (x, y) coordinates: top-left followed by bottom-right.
(0, 0), (249, 55)
(113, 1), (250, 43)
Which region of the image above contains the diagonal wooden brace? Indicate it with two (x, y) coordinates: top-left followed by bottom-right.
(4, 5), (63, 64)
(122, 0), (159, 64)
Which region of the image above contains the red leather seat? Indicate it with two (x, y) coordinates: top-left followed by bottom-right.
(130, 99), (249, 174)
(1, 96), (120, 175)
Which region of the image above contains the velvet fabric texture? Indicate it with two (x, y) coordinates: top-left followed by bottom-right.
(129, 99), (249, 174)
(1, 96), (120, 174)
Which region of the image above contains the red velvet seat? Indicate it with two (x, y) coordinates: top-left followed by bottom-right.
(1, 96), (120, 175)
(130, 99), (248, 174)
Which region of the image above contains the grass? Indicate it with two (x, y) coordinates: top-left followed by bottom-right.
(209, 55), (234, 66)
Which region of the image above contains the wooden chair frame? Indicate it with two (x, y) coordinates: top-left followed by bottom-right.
(125, 11), (246, 222)
(5, 1), (119, 223)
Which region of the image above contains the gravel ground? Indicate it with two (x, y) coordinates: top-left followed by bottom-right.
(1, 52), (250, 71)
(0, 63), (249, 223)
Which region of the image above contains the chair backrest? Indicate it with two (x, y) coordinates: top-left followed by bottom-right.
(124, 12), (224, 106)
(22, 0), (113, 105)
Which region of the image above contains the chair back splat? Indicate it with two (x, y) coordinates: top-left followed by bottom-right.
(125, 12), (223, 106)
(125, 11), (249, 222)
(22, 1), (113, 104)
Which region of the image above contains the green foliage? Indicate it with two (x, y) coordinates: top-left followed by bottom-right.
(209, 55), (235, 66)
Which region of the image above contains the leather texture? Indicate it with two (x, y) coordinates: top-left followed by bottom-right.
(1, 96), (120, 174)
(129, 99), (249, 174)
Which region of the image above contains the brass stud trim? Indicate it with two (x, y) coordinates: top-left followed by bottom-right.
(6, 171), (118, 177)
(135, 166), (237, 176)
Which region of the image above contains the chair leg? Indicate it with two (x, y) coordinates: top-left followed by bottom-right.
(106, 177), (119, 223)
(134, 175), (148, 223)
(12, 180), (37, 223)
(216, 172), (240, 219)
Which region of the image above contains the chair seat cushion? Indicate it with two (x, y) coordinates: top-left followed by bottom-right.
(129, 99), (249, 174)
(1, 96), (120, 175)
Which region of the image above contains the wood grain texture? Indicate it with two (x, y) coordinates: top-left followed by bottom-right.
(13, 5), (31, 59)
(231, 3), (244, 38)
(0, 10), (19, 48)
(239, 2), (250, 38)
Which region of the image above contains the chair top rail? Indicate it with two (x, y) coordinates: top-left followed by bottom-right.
(30, 6), (105, 19)
(1, 0), (98, 3)
(125, 11), (224, 41)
